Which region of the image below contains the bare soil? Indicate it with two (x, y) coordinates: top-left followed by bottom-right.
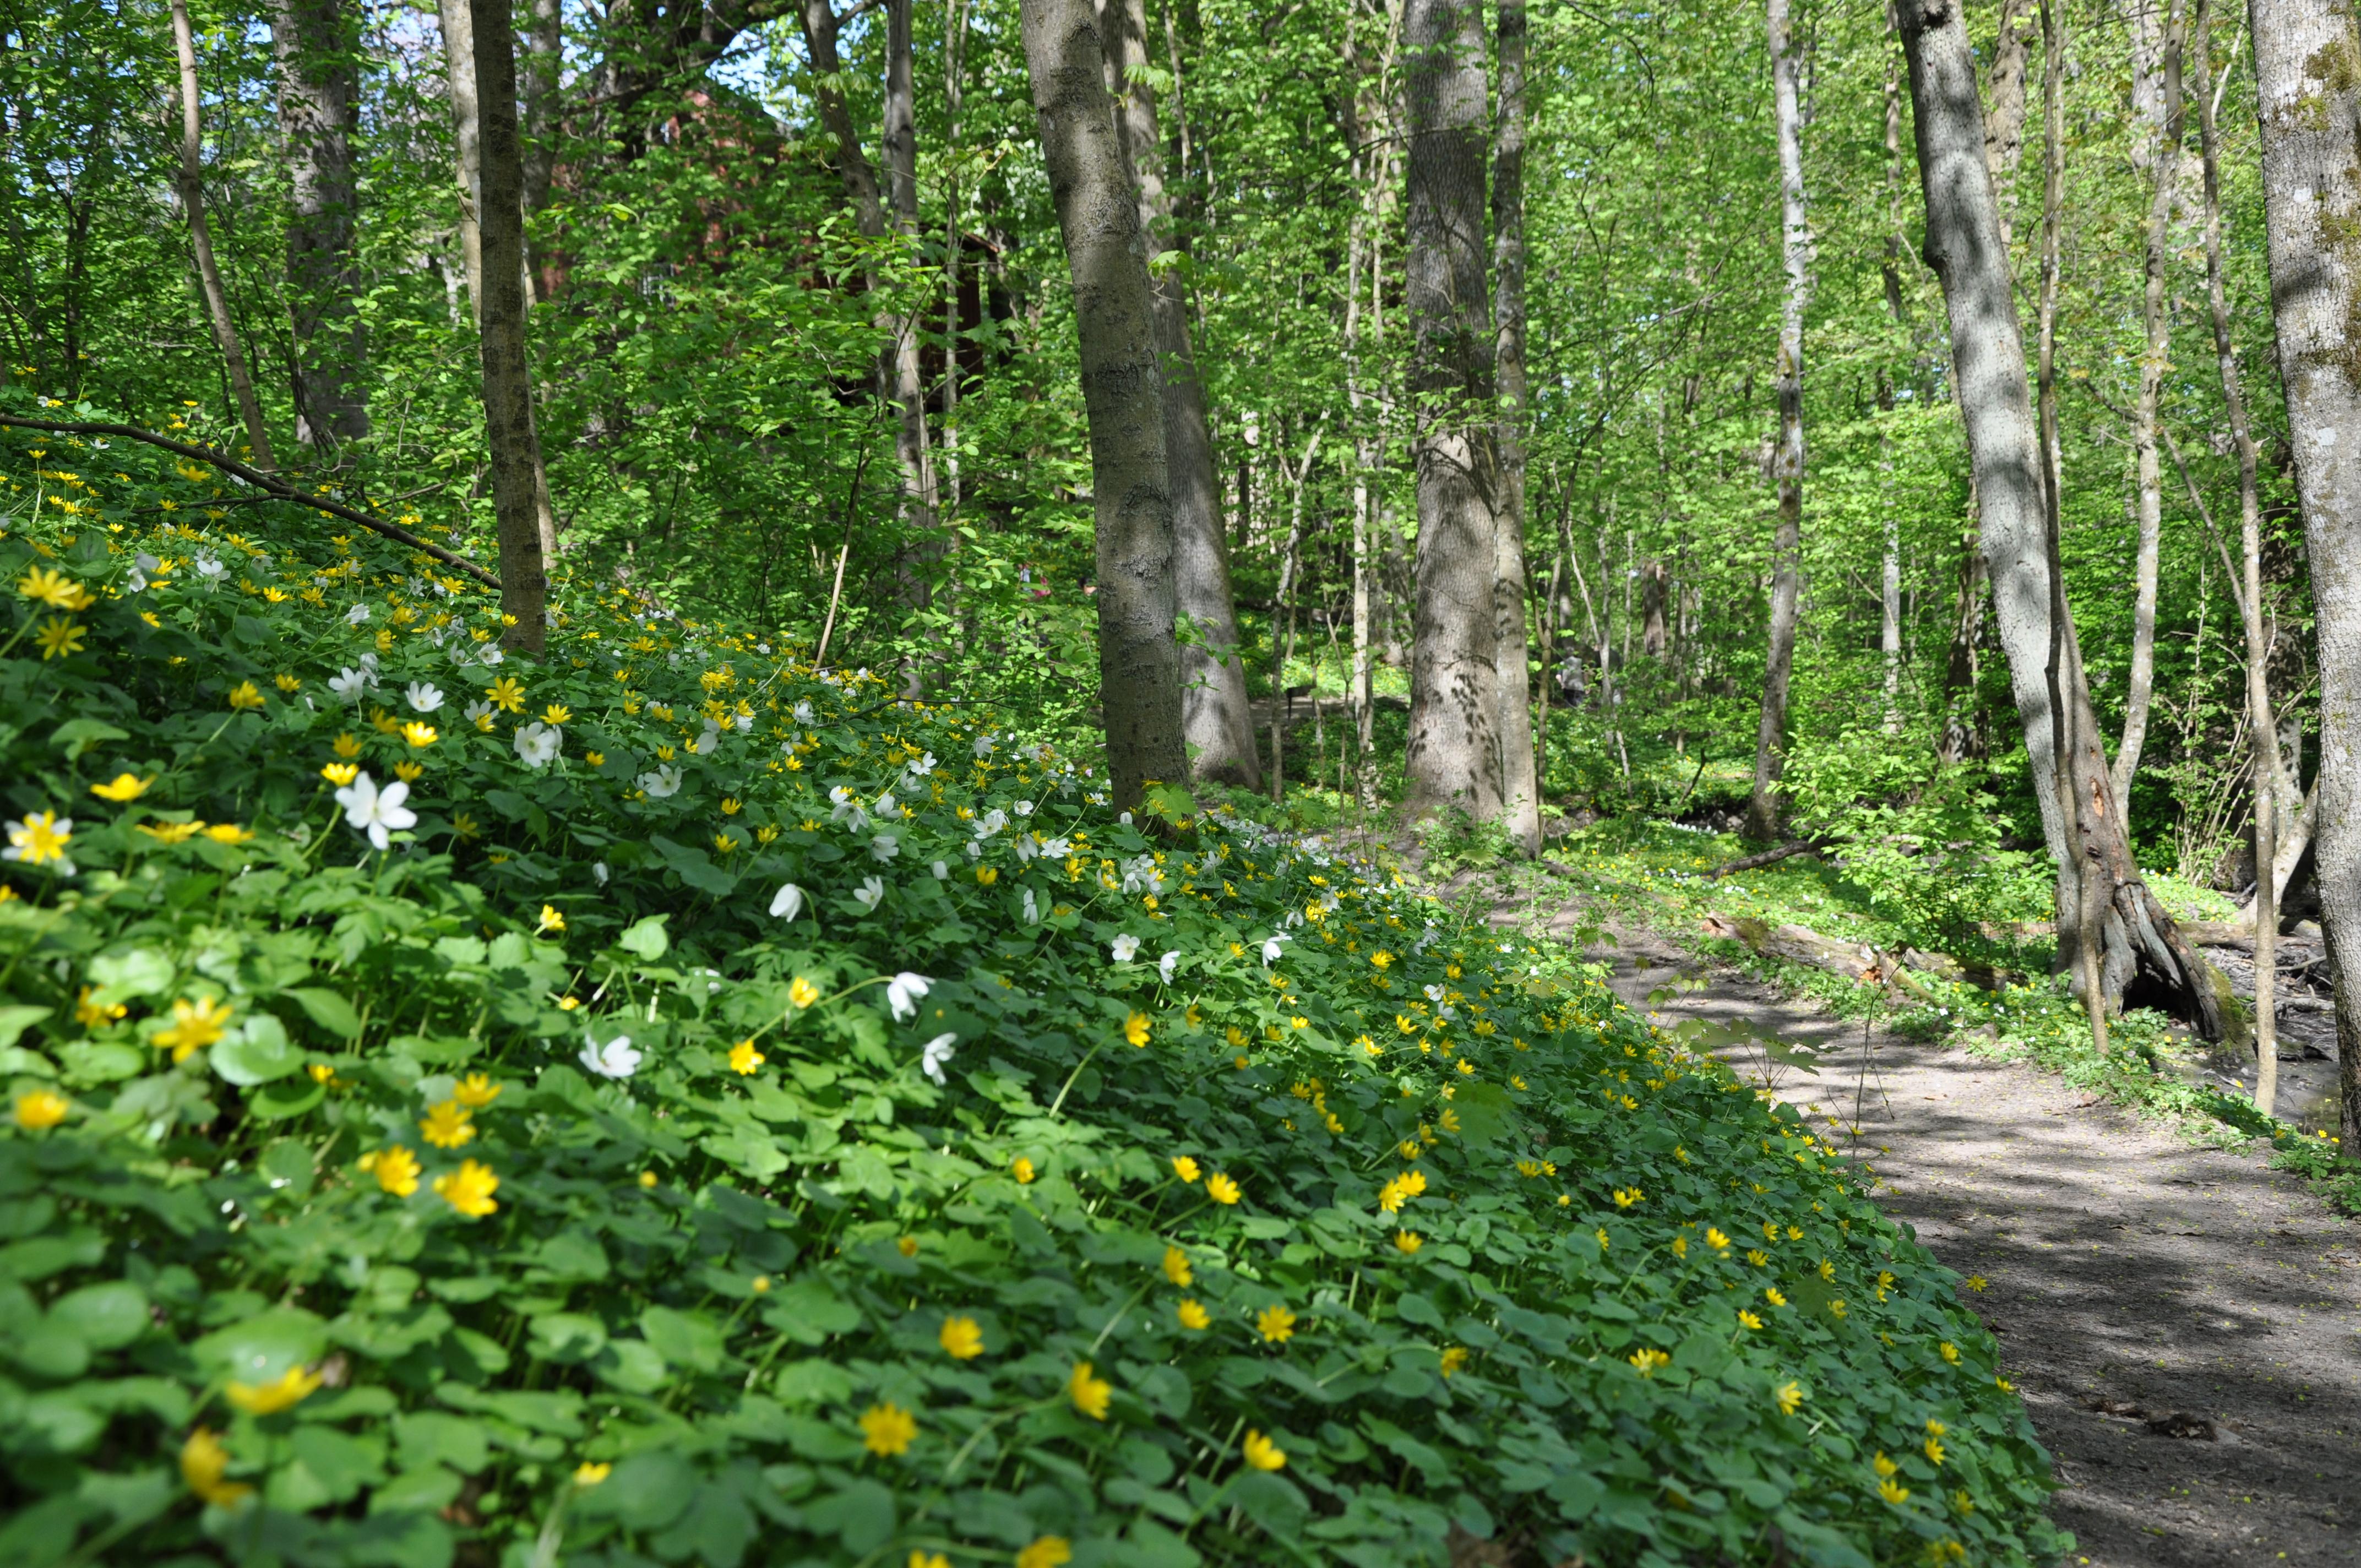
(1582, 922), (2361, 1566)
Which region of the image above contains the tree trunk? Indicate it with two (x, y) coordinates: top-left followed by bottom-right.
(2115, 0), (2186, 808)
(1748, 0), (1809, 843)
(171, 0), (275, 472)
(1983, 0), (2034, 252)
(1402, 0), (1502, 821)
(1898, 0), (2224, 1039)
(1108, 0), (1259, 786)
(470, 0), (546, 651)
(1016, 0), (1186, 813)
(2249, 0), (2361, 1141)
(1491, 0), (1541, 854)
(435, 0), (486, 309)
(883, 0), (937, 562)
(273, 0), (368, 450)
(518, 0), (559, 237)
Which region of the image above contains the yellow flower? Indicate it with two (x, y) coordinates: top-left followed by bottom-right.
(1878, 1478), (1910, 1506)
(975, 865), (999, 886)
(1765, 1288), (1787, 1308)
(89, 772), (153, 802)
(1176, 1298), (1210, 1330)
(908, 1555), (950, 1568)
(13, 1088), (70, 1130)
(1439, 1346), (1468, 1378)
(1737, 1309), (1762, 1330)
(453, 1074), (502, 1108)
(1242, 1429), (1287, 1472)
(719, 796), (742, 815)
(1205, 1173), (1240, 1205)
(363, 1145), (422, 1196)
(588, 750), (608, 768)
(897, 1235), (918, 1256)
(18, 565), (94, 611)
(203, 823), (253, 845)
(535, 903), (565, 934)
(1162, 1245), (1193, 1287)
(1748, 1248), (1770, 1267)
(1939, 1341), (1960, 1364)
(1628, 1348), (1670, 1377)
(713, 831), (739, 856)
(154, 996), (232, 1062)
(419, 1100), (475, 1149)
(1016, 1539), (1071, 1568)
(1171, 1155), (1201, 1184)
(788, 976), (820, 1008)
(639, 1170), (658, 1188)
(1067, 1361), (1112, 1419)
(75, 986), (126, 1029)
(432, 1159), (499, 1217)
(939, 1315), (984, 1359)
(486, 676), (526, 712)
(1818, 1257), (1836, 1281)
(1012, 1157), (1036, 1184)
(1706, 1227), (1732, 1254)
(574, 1462), (612, 1487)
(137, 820), (205, 845)
(321, 761), (359, 786)
(400, 721), (437, 748)
(1964, 1274), (1987, 1292)
(333, 731), (363, 759)
(36, 617), (88, 660)
(1395, 1229), (1423, 1254)
(225, 1364), (323, 1415)
(1256, 1304), (1297, 1343)
(1775, 1380), (1803, 1415)
(6, 810), (72, 867)
(1612, 1186), (1642, 1207)
(1672, 1235), (1688, 1258)
(728, 1039), (765, 1074)
(1124, 1011), (1151, 1047)
(1924, 1435), (1946, 1466)
(859, 1401), (917, 1456)
(180, 1428), (252, 1508)
(226, 680), (265, 710)
(542, 703), (572, 726)
(275, 672), (301, 692)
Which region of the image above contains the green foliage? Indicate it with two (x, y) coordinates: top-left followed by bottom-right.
(0, 440), (2064, 1566)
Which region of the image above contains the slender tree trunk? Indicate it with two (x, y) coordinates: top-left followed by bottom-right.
(1016, 0), (1186, 812)
(1884, 0), (1910, 329)
(1402, 0), (1502, 820)
(1898, 0), (2224, 1038)
(273, 0), (368, 450)
(2115, 0), (2186, 807)
(1268, 439), (1314, 798)
(171, 0), (275, 471)
(2249, 0), (2361, 1141)
(1108, 0), (1259, 785)
(471, 0), (546, 651)
(1984, 0), (2034, 252)
(518, 0), (559, 243)
(2036, 0), (2066, 538)
(943, 0), (965, 513)
(883, 0), (937, 560)
(1490, 0), (1541, 853)
(1748, 0), (1809, 843)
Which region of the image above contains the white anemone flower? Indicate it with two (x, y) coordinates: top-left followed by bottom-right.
(972, 808), (1007, 839)
(579, 1031), (641, 1079)
(1263, 934), (1289, 966)
(464, 699), (494, 726)
(853, 875), (885, 913)
(792, 700), (814, 722)
(1013, 799), (1035, 817)
(639, 765), (683, 798)
(871, 833), (900, 863)
(1110, 933), (1141, 963)
(1159, 950), (1182, 985)
(327, 667), (368, 703)
(885, 972), (930, 1021)
(1423, 983), (1446, 1003)
(874, 792), (902, 820)
(1014, 833), (1039, 863)
(406, 682), (445, 714)
(769, 883), (805, 921)
(334, 772), (416, 851)
(345, 603), (371, 625)
(1040, 837), (1071, 858)
(1021, 888), (1040, 924)
(514, 722), (562, 769)
(920, 1032), (956, 1086)
(972, 733), (995, 759)
(909, 751), (937, 777)
(931, 859), (948, 880)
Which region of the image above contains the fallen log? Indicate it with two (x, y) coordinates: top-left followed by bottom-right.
(1703, 840), (1824, 880)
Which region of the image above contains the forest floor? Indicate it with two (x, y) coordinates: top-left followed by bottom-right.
(1497, 885), (2361, 1566)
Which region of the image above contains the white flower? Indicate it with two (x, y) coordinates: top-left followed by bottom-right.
(515, 722), (562, 769)
(920, 1031), (956, 1086)
(639, 765), (682, 798)
(594, 861), (609, 885)
(328, 667), (368, 703)
(345, 603), (370, 625)
(334, 772), (416, 851)
(1021, 888), (1040, 924)
(464, 699), (493, 726)
(1014, 799), (1035, 817)
(1040, 836), (1071, 858)
(481, 647), (504, 665)
(405, 682), (445, 714)
(829, 785), (857, 819)
(1423, 983), (1446, 1003)
(965, 840), (982, 861)
(793, 700), (814, 723)
(193, 553), (226, 582)
(684, 728), (714, 756)
(769, 883), (804, 921)
(909, 752), (937, 776)
(734, 712), (752, 732)
(973, 808), (1007, 839)
(931, 859), (948, 879)
(1263, 935), (1288, 966)
(871, 834), (900, 863)
(1159, 950), (1182, 985)
(972, 733), (995, 759)
(1111, 933), (1142, 962)
(1014, 833), (1039, 863)
(874, 792), (902, 820)
(853, 875), (885, 912)
(886, 972), (931, 1021)
(3, 813), (74, 876)
(579, 1031), (641, 1079)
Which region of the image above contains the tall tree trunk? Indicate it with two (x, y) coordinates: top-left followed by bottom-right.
(1898, 0), (2224, 1038)
(2115, 0), (2186, 808)
(1107, 0), (1259, 786)
(1748, 0), (1809, 843)
(882, 0), (937, 563)
(2249, 0), (2361, 1142)
(1983, 0), (2034, 252)
(1016, 0), (1185, 812)
(518, 0), (559, 281)
(1490, 0), (1541, 854)
(2035, 0), (2066, 542)
(171, 0), (275, 472)
(1402, 0), (1502, 820)
(273, 0), (368, 450)
(943, 0), (965, 513)
(471, 0), (546, 651)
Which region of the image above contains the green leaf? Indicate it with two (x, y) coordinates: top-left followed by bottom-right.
(618, 913), (671, 959)
(591, 1450), (697, 1530)
(0, 1006), (50, 1052)
(640, 1304), (725, 1372)
(50, 717), (129, 760)
(249, 1076), (327, 1120)
(802, 1479), (895, 1555)
(51, 1280), (148, 1350)
(193, 1305), (328, 1385)
(209, 1011), (302, 1086)
(285, 987), (364, 1038)
(527, 1313), (608, 1363)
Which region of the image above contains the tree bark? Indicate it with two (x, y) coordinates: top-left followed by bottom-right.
(2115, 0), (2186, 808)
(2248, 0), (2361, 1141)
(273, 0), (368, 450)
(1491, 0), (1541, 854)
(1898, 0), (2223, 1039)
(171, 0), (275, 472)
(1402, 0), (1502, 821)
(1016, 0), (1186, 812)
(470, 0), (547, 651)
(883, 0), (937, 556)
(1107, 0), (1259, 786)
(1983, 0), (2035, 251)
(1749, 0), (1809, 843)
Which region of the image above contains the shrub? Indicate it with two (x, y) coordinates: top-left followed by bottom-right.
(0, 432), (2063, 1566)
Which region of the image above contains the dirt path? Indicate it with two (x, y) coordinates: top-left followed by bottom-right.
(1576, 924), (2361, 1566)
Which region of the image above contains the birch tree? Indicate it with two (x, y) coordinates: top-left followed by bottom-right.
(273, 0), (368, 449)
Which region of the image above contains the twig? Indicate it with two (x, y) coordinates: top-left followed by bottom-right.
(1704, 839), (1824, 880)
(814, 447), (872, 668)
(0, 413), (498, 587)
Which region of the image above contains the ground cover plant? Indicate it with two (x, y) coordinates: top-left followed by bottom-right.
(0, 432), (2065, 1567)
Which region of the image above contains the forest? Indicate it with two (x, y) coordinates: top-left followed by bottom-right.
(1, 0), (2356, 1561)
